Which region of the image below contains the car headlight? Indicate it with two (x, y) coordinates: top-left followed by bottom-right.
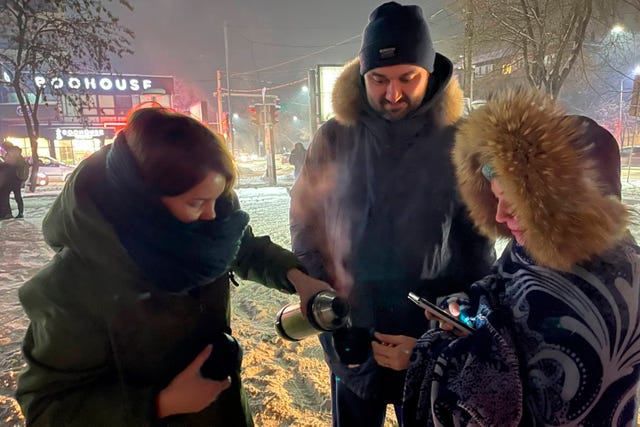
(36, 172), (47, 185)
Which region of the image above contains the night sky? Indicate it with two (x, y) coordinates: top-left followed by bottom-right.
(111, 0), (461, 101)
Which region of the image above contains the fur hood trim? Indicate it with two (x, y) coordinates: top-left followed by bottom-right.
(331, 55), (463, 127)
(453, 87), (629, 271)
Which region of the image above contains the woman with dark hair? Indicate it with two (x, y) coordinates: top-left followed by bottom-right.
(16, 108), (331, 426)
(403, 88), (640, 426)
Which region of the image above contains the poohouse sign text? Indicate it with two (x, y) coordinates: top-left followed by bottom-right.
(33, 74), (174, 95)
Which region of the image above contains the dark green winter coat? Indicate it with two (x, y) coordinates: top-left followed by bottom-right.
(16, 150), (301, 426)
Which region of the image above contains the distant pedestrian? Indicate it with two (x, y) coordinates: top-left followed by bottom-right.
(1, 142), (28, 218)
(0, 155), (14, 220)
(288, 142), (307, 179)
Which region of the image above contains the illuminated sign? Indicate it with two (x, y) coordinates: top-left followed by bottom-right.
(0, 103), (58, 121)
(102, 121), (127, 134)
(16, 105), (32, 116)
(317, 65), (344, 123)
(55, 127), (105, 140)
(34, 74), (174, 95)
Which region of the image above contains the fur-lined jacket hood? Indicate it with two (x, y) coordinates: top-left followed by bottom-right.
(453, 87), (629, 271)
(331, 53), (463, 127)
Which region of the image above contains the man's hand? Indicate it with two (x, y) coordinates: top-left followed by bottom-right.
(371, 332), (417, 371)
(157, 345), (231, 418)
(286, 268), (334, 317)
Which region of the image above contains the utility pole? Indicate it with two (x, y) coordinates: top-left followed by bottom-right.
(216, 70), (223, 135)
(463, 0), (474, 100)
(224, 21), (234, 154)
(307, 68), (318, 136)
(262, 87), (277, 185)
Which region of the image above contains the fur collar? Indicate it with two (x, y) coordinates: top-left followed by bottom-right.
(331, 55), (463, 127)
(453, 87), (629, 271)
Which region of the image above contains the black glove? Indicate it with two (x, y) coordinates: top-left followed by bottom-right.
(333, 326), (376, 365)
(200, 333), (243, 381)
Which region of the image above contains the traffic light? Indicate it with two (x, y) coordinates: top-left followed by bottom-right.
(264, 103), (279, 124)
(249, 104), (267, 126)
(248, 104), (280, 125)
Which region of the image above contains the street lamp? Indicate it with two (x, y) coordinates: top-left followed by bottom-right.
(611, 24), (625, 35)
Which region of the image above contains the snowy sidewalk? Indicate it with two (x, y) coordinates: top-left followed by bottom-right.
(3, 180), (640, 426)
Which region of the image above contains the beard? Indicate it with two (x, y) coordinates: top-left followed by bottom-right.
(377, 96), (416, 121)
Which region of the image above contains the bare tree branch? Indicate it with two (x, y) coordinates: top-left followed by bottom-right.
(0, 0), (134, 191)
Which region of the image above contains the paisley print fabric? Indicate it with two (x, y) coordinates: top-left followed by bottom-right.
(403, 242), (640, 426)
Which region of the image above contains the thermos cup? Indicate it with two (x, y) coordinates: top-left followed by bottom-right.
(275, 290), (350, 341)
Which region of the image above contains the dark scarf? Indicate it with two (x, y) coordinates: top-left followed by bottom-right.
(91, 137), (249, 293)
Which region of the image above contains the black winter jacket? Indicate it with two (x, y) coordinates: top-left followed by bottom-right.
(290, 54), (495, 400)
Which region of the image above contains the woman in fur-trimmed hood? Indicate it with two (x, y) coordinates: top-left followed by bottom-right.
(454, 86), (629, 271)
(403, 88), (640, 427)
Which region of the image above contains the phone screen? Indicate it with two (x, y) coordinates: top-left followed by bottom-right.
(407, 292), (475, 336)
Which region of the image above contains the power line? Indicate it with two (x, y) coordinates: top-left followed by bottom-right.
(221, 77), (308, 94)
(264, 77), (308, 91)
(230, 33), (360, 77)
(252, 39), (360, 49)
(230, 27), (359, 49)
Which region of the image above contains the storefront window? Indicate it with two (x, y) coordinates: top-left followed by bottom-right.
(98, 95), (115, 116)
(140, 94), (171, 108)
(115, 95), (133, 116)
(55, 140), (74, 164)
(62, 95), (98, 116)
(5, 136), (50, 157)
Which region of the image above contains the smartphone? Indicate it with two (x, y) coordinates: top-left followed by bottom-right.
(407, 292), (475, 336)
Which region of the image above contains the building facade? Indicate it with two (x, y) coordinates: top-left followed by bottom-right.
(0, 72), (174, 164)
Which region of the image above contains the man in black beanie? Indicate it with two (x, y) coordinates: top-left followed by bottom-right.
(289, 2), (495, 426)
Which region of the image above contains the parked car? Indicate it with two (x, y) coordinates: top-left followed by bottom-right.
(620, 146), (640, 168)
(462, 98), (487, 116)
(21, 171), (48, 188)
(32, 171), (48, 187)
(25, 156), (75, 183)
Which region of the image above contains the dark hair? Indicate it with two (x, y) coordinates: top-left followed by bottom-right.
(123, 107), (236, 196)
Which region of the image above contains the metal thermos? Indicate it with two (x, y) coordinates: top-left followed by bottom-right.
(275, 290), (350, 341)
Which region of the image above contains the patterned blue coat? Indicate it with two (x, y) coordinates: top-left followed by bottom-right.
(404, 242), (640, 426)
(403, 88), (640, 426)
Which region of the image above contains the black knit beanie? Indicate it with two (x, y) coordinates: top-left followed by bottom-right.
(359, 2), (435, 75)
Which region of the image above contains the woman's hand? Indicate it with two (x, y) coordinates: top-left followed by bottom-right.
(157, 345), (231, 418)
(371, 332), (417, 371)
(424, 300), (467, 335)
(286, 268), (334, 317)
